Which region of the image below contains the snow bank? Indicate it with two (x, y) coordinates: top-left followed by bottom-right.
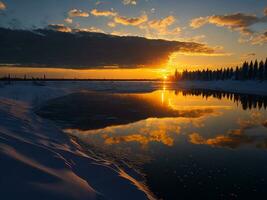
(0, 81), (157, 200)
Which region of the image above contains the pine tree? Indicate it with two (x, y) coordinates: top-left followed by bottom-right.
(248, 61), (253, 80)
(241, 61), (249, 80)
(176, 58), (267, 82)
(219, 69), (223, 80)
(258, 61), (264, 81)
(235, 67), (239, 80)
(253, 60), (258, 80)
(230, 68), (234, 80)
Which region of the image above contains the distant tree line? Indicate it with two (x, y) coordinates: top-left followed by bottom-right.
(174, 58), (267, 81)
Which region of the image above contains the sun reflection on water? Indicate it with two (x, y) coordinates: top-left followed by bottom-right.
(62, 88), (240, 165)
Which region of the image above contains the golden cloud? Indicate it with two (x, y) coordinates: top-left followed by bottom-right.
(0, 1), (6, 10)
(47, 24), (105, 34)
(91, 9), (117, 17)
(185, 35), (206, 43)
(147, 15), (181, 36)
(176, 42), (229, 56)
(110, 31), (133, 36)
(73, 27), (105, 33)
(190, 13), (267, 36)
(114, 14), (148, 26)
(108, 22), (116, 28)
(68, 9), (89, 18)
(250, 31), (267, 45)
(64, 18), (73, 24)
(148, 16), (175, 30)
(47, 24), (72, 32)
(122, 0), (137, 5)
(190, 17), (209, 29)
(241, 52), (256, 59)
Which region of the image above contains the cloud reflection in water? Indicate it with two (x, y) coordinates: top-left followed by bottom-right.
(189, 111), (267, 149)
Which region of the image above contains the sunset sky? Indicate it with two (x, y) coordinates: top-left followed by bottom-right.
(0, 0), (267, 79)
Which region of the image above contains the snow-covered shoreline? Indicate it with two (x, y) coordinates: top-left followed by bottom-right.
(0, 81), (158, 200)
(172, 80), (267, 96)
(1, 80), (267, 200)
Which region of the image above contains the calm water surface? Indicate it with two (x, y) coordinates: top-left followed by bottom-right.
(38, 85), (267, 200)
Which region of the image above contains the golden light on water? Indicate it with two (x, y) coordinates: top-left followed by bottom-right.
(63, 89), (234, 150)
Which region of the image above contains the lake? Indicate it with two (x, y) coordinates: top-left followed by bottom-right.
(37, 84), (267, 200)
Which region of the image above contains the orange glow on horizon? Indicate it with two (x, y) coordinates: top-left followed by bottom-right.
(0, 66), (172, 80)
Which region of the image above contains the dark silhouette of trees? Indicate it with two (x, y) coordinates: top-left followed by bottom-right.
(248, 61), (253, 79)
(177, 89), (267, 110)
(174, 58), (267, 81)
(259, 61), (264, 81)
(241, 62), (249, 80)
(253, 60), (258, 80)
(235, 66), (240, 80)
